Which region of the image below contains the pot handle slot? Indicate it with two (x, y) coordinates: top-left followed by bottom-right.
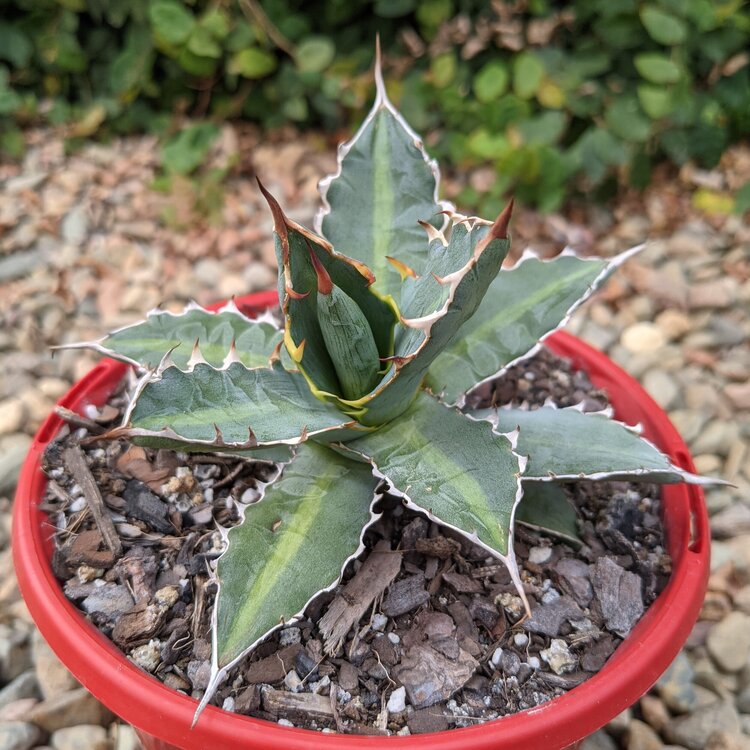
(671, 446), (707, 555)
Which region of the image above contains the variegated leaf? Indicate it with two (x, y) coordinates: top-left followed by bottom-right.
(117, 361), (368, 450)
(474, 405), (721, 485)
(198, 442), (379, 718)
(55, 301), (282, 370)
(350, 212), (511, 426)
(345, 391), (524, 558)
(259, 182), (398, 399)
(425, 246), (643, 405)
(314, 43), (451, 300)
(517, 482), (581, 546)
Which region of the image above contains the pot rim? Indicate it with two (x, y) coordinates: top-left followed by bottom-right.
(12, 290), (709, 750)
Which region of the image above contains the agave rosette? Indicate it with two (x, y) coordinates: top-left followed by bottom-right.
(62, 46), (721, 719)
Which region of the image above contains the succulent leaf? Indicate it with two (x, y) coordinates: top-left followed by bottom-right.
(474, 405), (724, 485)
(197, 442), (379, 719)
(345, 390), (525, 563)
(351, 211), (512, 426)
(117, 361), (369, 450)
(314, 41), (452, 300)
(316, 287), (382, 401)
(517, 482), (581, 546)
(55, 301), (282, 370)
(259, 181), (398, 400)
(426, 245), (643, 405)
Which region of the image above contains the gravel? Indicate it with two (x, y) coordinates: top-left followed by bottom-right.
(1, 128), (748, 747)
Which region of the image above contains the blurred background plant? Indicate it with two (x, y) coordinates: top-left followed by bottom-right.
(1, 0), (749, 213)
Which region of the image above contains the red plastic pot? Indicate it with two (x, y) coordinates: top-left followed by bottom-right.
(13, 290), (709, 750)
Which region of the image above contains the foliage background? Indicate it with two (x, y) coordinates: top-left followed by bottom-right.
(1, 0), (749, 212)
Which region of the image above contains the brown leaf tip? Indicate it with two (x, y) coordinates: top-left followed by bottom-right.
(491, 197), (515, 240)
(306, 240), (334, 295)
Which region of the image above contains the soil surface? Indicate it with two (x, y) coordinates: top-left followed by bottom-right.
(42, 348), (668, 735)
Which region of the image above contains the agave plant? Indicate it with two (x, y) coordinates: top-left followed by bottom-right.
(63, 49), (717, 720)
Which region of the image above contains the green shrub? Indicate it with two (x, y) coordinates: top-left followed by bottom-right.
(1, 0), (749, 210)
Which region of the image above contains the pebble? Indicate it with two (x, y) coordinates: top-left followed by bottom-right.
(0, 399), (25, 436)
(627, 718), (663, 750)
(666, 701), (741, 750)
(0, 433), (32, 494)
(657, 651), (699, 713)
(387, 686), (407, 713)
(26, 687), (113, 732)
(0, 670), (39, 709)
(643, 369), (680, 409)
(621, 323), (666, 353)
(0, 722), (42, 750)
(32, 632), (78, 700)
(528, 546), (552, 564)
(283, 670), (303, 693)
(51, 724), (109, 750)
(706, 612), (750, 672)
(278, 627), (301, 646)
(540, 639), (577, 674)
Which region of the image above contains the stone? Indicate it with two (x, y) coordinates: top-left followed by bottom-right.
(407, 707), (450, 734)
(524, 595), (583, 637)
(27, 687), (114, 732)
(32, 632), (78, 699)
(706, 732), (750, 750)
(640, 694), (670, 733)
(387, 686), (406, 713)
(60, 206), (89, 246)
(245, 644), (303, 684)
(51, 724), (109, 750)
(0, 433), (32, 494)
(688, 279), (737, 309)
(711, 503), (750, 540)
(0, 399), (25, 435)
(580, 730), (618, 750)
(725, 382), (750, 410)
(528, 546), (553, 565)
(706, 612), (750, 672)
(130, 641), (161, 672)
(627, 719), (664, 750)
(382, 574), (430, 617)
(643, 370), (680, 409)
(657, 651), (698, 713)
(0, 722), (42, 750)
(555, 558), (594, 606)
(81, 584), (134, 621)
(621, 323), (666, 353)
(591, 557), (644, 637)
(666, 701), (740, 750)
(279, 627), (301, 646)
(0, 699), (38, 723)
(0, 625), (31, 682)
(540, 638), (577, 675)
(113, 724), (140, 750)
(692, 422), (740, 457)
(393, 643), (478, 709)
(283, 670), (303, 693)
(580, 636), (616, 672)
(0, 671), (39, 709)
(655, 309), (692, 340)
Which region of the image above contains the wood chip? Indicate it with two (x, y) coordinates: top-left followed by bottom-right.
(63, 445), (122, 558)
(261, 687), (335, 722)
(415, 536), (460, 559)
(318, 540), (401, 656)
